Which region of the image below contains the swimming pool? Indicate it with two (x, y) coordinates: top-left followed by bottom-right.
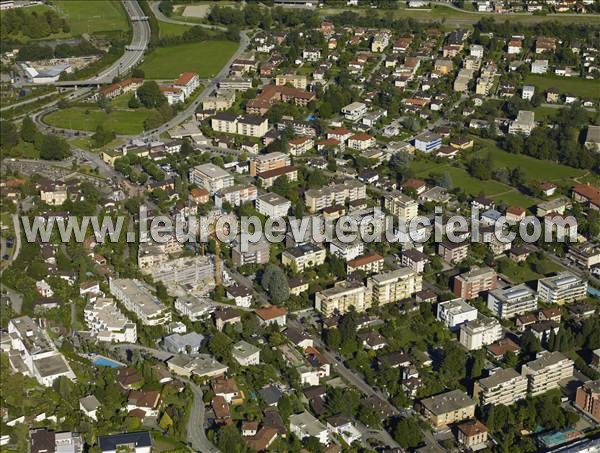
(93, 356), (122, 368)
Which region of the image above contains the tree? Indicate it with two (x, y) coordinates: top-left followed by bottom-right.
(91, 125), (115, 148)
(209, 331), (232, 361)
(20, 116), (38, 143)
(40, 135), (71, 160)
(261, 264), (289, 304)
(136, 81), (166, 108)
(393, 417), (423, 449)
(217, 424), (247, 453)
(131, 68), (145, 78)
(0, 120), (18, 149)
(128, 95), (141, 109)
(520, 329), (541, 358)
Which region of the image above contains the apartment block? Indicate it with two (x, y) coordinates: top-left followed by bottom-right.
(508, 110), (535, 136)
(568, 243), (600, 269)
(537, 272), (588, 304)
(7, 316), (76, 386)
(282, 242), (326, 271)
(84, 298), (137, 343)
(189, 163), (235, 194)
(250, 152), (291, 176)
(109, 278), (172, 326)
(305, 180), (366, 213)
(383, 191), (419, 222)
(575, 380), (600, 421)
(420, 389), (476, 428)
(473, 368), (528, 406)
(347, 252), (385, 274)
(368, 268), (422, 306)
(438, 241), (469, 263)
(521, 351), (574, 396)
(275, 73), (308, 89)
(437, 298), (478, 330)
(174, 295), (215, 322)
(453, 266), (497, 300)
(211, 112), (269, 137)
(257, 165), (298, 188)
(487, 284), (538, 319)
(231, 237), (270, 266)
(459, 315), (502, 350)
(215, 184), (258, 208)
(255, 192), (291, 218)
(315, 281), (372, 316)
(144, 256), (215, 289)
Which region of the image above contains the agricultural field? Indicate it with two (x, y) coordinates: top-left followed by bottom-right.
(44, 106), (151, 135)
(139, 41), (238, 79)
(158, 21), (193, 38)
(53, 0), (129, 36)
(524, 74), (600, 100)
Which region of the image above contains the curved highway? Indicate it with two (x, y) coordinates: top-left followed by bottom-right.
(54, 0), (151, 87)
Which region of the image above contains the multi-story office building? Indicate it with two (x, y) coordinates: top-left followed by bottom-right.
(453, 266), (497, 300)
(420, 390), (476, 428)
(315, 281), (372, 316)
(7, 316), (76, 386)
(84, 298), (137, 343)
(459, 315), (502, 350)
(383, 191), (419, 222)
(109, 278), (172, 326)
(282, 242), (326, 271)
(487, 284), (538, 319)
(189, 163), (235, 194)
(521, 351), (574, 396)
(368, 268), (422, 306)
(575, 380), (600, 421)
(473, 368), (528, 406)
(305, 180), (366, 213)
(437, 298), (478, 330)
(537, 272), (588, 304)
(249, 152), (291, 176)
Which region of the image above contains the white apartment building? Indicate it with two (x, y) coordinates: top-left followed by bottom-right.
(232, 340), (260, 366)
(7, 316), (76, 386)
(508, 110), (535, 136)
(315, 281), (372, 316)
(383, 191), (419, 222)
(473, 368), (528, 406)
(459, 315), (502, 350)
(250, 152), (291, 176)
(174, 72), (200, 97)
(109, 278), (172, 326)
(211, 112), (269, 137)
(368, 268), (422, 306)
(174, 295), (215, 321)
(305, 180), (366, 213)
(289, 412), (330, 445)
(255, 192), (291, 218)
(341, 101), (367, 121)
(282, 242), (327, 271)
(436, 298), (478, 330)
(521, 351), (574, 396)
(144, 256), (215, 289)
(84, 298), (137, 343)
(487, 284), (538, 319)
(330, 239), (364, 262)
(189, 163), (235, 194)
(537, 272), (588, 304)
(215, 184), (258, 208)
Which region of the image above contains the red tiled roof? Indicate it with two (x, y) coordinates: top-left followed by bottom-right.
(175, 72), (197, 85)
(256, 305), (287, 321)
(348, 252), (384, 268)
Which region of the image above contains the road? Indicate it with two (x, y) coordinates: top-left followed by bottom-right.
(149, 1), (226, 31)
(108, 343), (219, 452)
(53, 0), (151, 87)
(0, 91), (58, 113)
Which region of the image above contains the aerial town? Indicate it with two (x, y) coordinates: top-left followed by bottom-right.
(0, 0), (600, 452)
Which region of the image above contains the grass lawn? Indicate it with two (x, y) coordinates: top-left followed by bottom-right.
(474, 140), (588, 185)
(54, 0), (129, 35)
(497, 256), (564, 284)
(525, 74), (600, 100)
(45, 107), (150, 135)
(158, 21), (193, 38)
(140, 41), (237, 79)
(410, 160), (535, 207)
(321, 5), (600, 25)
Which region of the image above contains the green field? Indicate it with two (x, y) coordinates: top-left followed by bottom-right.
(45, 106), (151, 135)
(139, 41), (237, 79)
(525, 74), (600, 100)
(54, 0), (129, 35)
(158, 21), (193, 38)
(322, 4), (600, 25)
(411, 160), (535, 208)
(474, 141), (588, 185)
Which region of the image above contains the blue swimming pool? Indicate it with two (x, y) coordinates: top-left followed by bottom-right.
(93, 357), (121, 368)
(588, 287), (600, 298)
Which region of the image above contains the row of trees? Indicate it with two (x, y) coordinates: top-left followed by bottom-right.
(16, 40), (101, 62)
